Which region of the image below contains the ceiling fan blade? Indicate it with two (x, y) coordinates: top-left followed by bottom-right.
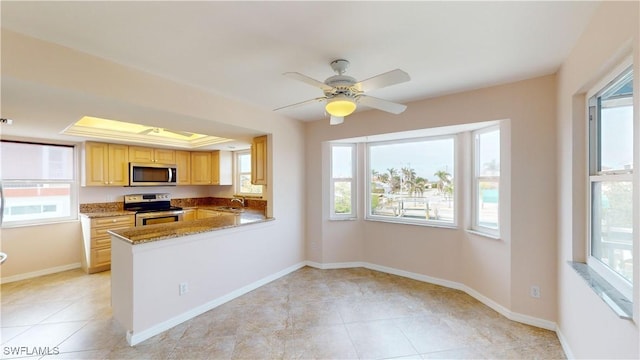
(355, 69), (410, 92)
(329, 116), (344, 125)
(273, 97), (326, 111)
(284, 72), (334, 92)
(358, 95), (407, 114)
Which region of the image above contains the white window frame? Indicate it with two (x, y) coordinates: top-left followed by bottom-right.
(365, 135), (457, 228)
(1, 141), (78, 228)
(586, 58), (634, 301)
(329, 143), (357, 220)
(234, 150), (262, 197)
(471, 126), (500, 237)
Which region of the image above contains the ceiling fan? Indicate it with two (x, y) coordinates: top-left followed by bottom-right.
(275, 59), (410, 125)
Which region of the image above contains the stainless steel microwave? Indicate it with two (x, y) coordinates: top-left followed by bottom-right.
(129, 163), (177, 186)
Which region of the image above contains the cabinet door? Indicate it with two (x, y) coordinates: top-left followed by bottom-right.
(191, 152), (212, 185)
(182, 209), (197, 221)
(175, 150), (191, 185)
(128, 146), (155, 163)
(251, 135), (267, 185)
(108, 144), (130, 186)
(83, 142), (109, 186)
(155, 149), (176, 164)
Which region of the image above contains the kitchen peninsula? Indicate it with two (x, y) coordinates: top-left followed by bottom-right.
(109, 209), (275, 346)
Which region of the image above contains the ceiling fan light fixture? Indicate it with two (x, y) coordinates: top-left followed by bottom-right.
(325, 95), (356, 117)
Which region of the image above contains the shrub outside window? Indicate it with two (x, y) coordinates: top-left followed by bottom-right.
(588, 65), (633, 299)
(367, 137), (455, 226)
(330, 144), (356, 219)
(1, 141), (77, 227)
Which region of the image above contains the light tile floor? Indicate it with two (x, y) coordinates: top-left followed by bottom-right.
(1, 267), (566, 359)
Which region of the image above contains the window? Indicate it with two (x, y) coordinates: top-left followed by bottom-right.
(367, 136), (455, 226)
(330, 143), (356, 219)
(235, 150), (262, 195)
(588, 65), (633, 299)
(1, 141), (77, 227)
(472, 127), (500, 236)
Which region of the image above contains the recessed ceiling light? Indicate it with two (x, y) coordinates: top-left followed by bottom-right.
(62, 116), (234, 149)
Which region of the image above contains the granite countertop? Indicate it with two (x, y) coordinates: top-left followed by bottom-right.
(109, 209), (273, 245)
(80, 210), (136, 218)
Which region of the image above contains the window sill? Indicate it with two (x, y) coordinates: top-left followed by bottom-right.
(365, 216), (457, 230)
(466, 229), (501, 240)
(568, 261), (632, 320)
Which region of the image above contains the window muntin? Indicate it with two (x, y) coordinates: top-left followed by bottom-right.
(235, 150), (262, 195)
(588, 65), (633, 298)
(367, 136), (455, 226)
(472, 127), (500, 234)
(330, 144), (356, 219)
(1, 141), (77, 227)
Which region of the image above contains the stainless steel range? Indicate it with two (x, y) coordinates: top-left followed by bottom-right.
(124, 193), (184, 226)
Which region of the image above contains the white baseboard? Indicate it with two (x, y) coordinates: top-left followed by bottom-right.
(1, 263), (81, 284)
(127, 261), (307, 346)
(555, 327), (575, 359)
(308, 261), (557, 331)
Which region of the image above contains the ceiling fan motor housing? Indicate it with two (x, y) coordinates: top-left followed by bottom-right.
(324, 75), (359, 98)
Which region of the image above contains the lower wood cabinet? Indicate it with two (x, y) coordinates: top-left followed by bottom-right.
(81, 214), (134, 274)
(196, 209), (225, 219)
(182, 208), (197, 221)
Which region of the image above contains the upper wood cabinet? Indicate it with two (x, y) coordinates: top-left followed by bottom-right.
(175, 150), (191, 185)
(129, 146), (176, 164)
(190, 150), (232, 185)
(251, 135), (267, 185)
(190, 152), (212, 185)
(82, 142), (129, 186)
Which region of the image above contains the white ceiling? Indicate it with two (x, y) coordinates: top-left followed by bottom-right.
(1, 1), (598, 142)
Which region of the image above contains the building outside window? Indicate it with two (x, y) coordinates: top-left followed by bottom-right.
(330, 143), (356, 219)
(367, 136), (455, 226)
(588, 64), (633, 300)
(472, 127), (500, 236)
(1, 141), (77, 227)
(235, 150), (262, 196)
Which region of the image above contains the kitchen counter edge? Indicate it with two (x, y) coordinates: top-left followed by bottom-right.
(108, 210), (273, 245)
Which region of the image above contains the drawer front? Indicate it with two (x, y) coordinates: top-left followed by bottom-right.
(92, 215), (134, 227)
(91, 247), (111, 267)
(91, 224), (132, 242)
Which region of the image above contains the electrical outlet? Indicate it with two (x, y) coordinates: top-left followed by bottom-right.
(530, 285), (540, 298)
(179, 282), (189, 296)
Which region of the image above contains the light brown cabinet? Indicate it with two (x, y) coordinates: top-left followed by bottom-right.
(175, 150), (191, 185)
(190, 152), (212, 185)
(251, 135), (267, 185)
(196, 209), (225, 219)
(81, 214), (134, 273)
(182, 208), (197, 221)
(82, 142), (129, 186)
(129, 146), (176, 164)
(190, 150), (232, 185)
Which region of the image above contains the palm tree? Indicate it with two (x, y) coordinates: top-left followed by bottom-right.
(434, 170), (452, 194)
(483, 159), (499, 176)
(413, 177), (427, 197)
(371, 169), (380, 181)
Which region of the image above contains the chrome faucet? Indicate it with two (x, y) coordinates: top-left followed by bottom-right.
(231, 197), (245, 207)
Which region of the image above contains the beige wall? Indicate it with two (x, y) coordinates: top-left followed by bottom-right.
(306, 74), (558, 323)
(1, 31), (306, 283)
(556, 1), (639, 358)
